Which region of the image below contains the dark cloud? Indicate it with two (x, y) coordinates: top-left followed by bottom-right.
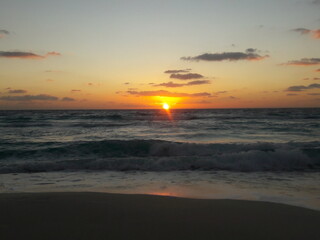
(287, 93), (298, 96)
(286, 83), (320, 91)
(312, 0), (320, 4)
(0, 51), (44, 59)
(186, 80), (211, 86)
(8, 89), (27, 94)
(282, 58), (320, 66)
(0, 30), (9, 38)
(153, 80), (210, 88)
(181, 49), (268, 62)
(308, 93), (320, 95)
(292, 28), (320, 39)
(124, 82), (130, 85)
(153, 82), (184, 88)
(316, 69), (320, 72)
(61, 97), (75, 101)
(164, 69), (191, 74)
(126, 90), (211, 98)
(0, 94), (59, 101)
(170, 73), (204, 80)
(0, 30), (9, 35)
(292, 28), (311, 35)
(0, 51), (61, 59)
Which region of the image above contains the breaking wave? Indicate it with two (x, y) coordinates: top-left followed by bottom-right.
(0, 140), (319, 173)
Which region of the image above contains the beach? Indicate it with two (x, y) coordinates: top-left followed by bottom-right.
(1, 192), (319, 240)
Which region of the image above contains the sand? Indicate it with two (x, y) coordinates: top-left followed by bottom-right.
(0, 192), (319, 240)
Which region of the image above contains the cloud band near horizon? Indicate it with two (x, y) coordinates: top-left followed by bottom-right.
(181, 49), (268, 62)
(0, 51), (61, 59)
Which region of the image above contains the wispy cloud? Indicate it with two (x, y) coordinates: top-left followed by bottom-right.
(181, 49), (268, 62)
(308, 93), (320, 96)
(286, 83), (320, 91)
(292, 28), (320, 39)
(126, 90), (212, 98)
(170, 73), (204, 80)
(153, 80), (211, 88)
(45, 70), (64, 73)
(0, 51), (61, 59)
(7, 89), (27, 94)
(0, 29), (9, 38)
(46, 51), (61, 56)
(0, 94), (59, 101)
(164, 69), (191, 74)
(61, 97), (75, 101)
(282, 58), (320, 66)
(71, 89), (81, 92)
(287, 93), (299, 96)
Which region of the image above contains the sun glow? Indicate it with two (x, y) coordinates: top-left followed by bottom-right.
(162, 103), (170, 110)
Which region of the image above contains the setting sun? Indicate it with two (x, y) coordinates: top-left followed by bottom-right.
(162, 103), (170, 110)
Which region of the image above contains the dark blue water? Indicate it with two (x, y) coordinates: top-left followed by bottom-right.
(0, 108), (319, 173)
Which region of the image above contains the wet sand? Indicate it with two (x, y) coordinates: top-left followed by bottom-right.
(0, 192), (319, 240)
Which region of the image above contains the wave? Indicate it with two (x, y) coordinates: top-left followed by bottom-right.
(0, 140), (319, 173)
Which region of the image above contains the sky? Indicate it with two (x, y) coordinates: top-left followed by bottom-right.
(0, 0), (320, 109)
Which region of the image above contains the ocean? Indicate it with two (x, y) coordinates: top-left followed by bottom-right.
(0, 108), (319, 209)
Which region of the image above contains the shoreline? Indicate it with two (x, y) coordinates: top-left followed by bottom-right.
(0, 192), (319, 240)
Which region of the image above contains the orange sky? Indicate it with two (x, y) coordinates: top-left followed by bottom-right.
(0, 0), (319, 109)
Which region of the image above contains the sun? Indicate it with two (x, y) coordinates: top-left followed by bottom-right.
(162, 103), (170, 110)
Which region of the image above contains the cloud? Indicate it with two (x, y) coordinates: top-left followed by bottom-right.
(228, 96), (238, 99)
(8, 89), (27, 94)
(308, 93), (320, 96)
(71, 89), (81, 92)
(0, 94), (59, 101)
(292, 28), (311, 35)
(312, 29), (320, 39)
(0, 51), (61, 59)
(316, 69), (320, 72)
(303, 77), (320, 80)
(286, 83), (320, 91)
(215, 91), (228, 94)
(282, 58), (320, 66)
(153, 82), (184, 88)
(287, 93), (298, 96)
(312, 0), (320, 5)
(46, 51), (61, 56)
(126, 90), (212, 98)
(61, 97), (75, 101)
(170, 73), (204, 80)
(181, 49), (268, 62)
(153, 80), (211, 88)
(292, 28), (320, 39)
(164, 69), (191, 74)
(0, 29), (9, 38)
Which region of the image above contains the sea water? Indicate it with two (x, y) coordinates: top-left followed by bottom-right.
(0, 109), (319, 209)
